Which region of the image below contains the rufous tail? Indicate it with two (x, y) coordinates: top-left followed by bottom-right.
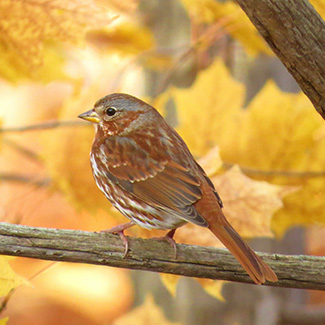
(209, 222), (278, 284)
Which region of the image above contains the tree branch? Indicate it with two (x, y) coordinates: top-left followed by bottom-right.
(0, 222), (324, 290)
(235, 0), (325, 119)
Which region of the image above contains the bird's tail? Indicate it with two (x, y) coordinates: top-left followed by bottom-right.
(209, 222), (278, 284)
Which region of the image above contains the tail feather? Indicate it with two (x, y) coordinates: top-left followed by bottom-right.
(209, 223), (278, 284)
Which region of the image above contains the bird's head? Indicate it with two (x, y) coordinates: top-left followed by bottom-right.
(78, 93), (158, 136)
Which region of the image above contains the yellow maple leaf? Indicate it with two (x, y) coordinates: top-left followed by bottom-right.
(113, 294), (180, 325)
(216, 81), (325, 236)
(0, 0), (115, 81)
(196, 278), (225, 301)
(0, 256), (26, 297)
(197, 146), (223, 177)
(179, 0), (271, 55)
(211, 166), (296, 238)
(173, 58), (245, 157)
(160, 274), (224, 301)
(87, 22), (155, 56)
(220, 82), (323, 171)
(173, 166), (294, 246)
(160, 273), (179, 297)
(41, 93), (110, 214)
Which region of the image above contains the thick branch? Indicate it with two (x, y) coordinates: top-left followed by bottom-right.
(236, 0), (325, 119)
(0, 223), (324, 290)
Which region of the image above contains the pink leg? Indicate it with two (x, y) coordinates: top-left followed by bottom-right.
(101, 221), (135, 258)
(152, 228), (177, 258)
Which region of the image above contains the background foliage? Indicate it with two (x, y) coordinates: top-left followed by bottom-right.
(0, 0), (324, 324)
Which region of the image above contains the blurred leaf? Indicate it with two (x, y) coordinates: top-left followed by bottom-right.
(114, 294), (180, 325)
(216, 81), (325, 236)
(33, 263), (132, 323)
(196, 278), (224, 301)
(0, 0), (115, 81)
(0, 256), (27, 297)
(87, 22), (155, 55)
(197, 146), (223, 177)
(174, 166), (294, 247)
(160, 274), (180, 297)
(0, 317), (8, 325)
(87, 22), (174, 71)
(211, 166), (297, 238)
(41, 94), (110, 213)
(173, 58), (244, 157)
(95, 0), (139, 14)
(180, 0), (272, 55)
(160, 274), (224, 301)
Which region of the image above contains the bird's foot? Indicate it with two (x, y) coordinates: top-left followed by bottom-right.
(101, 221), (135, 258)
(152, 228), (177, 258)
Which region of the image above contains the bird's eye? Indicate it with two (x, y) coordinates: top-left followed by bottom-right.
(105, 107), (117, 116)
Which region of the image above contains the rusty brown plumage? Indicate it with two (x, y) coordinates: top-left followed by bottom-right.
(78, 93), (278, 284)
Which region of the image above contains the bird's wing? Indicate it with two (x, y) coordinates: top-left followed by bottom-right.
(97, 136), (208, 227)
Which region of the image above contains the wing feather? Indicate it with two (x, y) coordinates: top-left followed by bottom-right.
(96, 136), (208, 227)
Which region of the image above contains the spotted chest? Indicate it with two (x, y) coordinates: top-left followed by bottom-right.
(90, 153), (186, 230)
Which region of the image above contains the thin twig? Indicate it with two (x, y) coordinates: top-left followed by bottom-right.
(0, 174), (50, 187)
(0, 120), (85, 133)
(223, 163), (325, 178)
(0, 259), (57, 313)
(1, 120), (325, 179)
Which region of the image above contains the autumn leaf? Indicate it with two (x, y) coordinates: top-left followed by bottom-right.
(217, 81), (325, 236)
(197, 146), (223, 177)
(160, 274), (179, 297)
(113, 294), (180, 325)
(87, 22), (155, 56)
(173, 58), (244, 157)
(40, 93), (110, 214)
(173, 166), (295, 247)
(196, 278), (225, 301)
(0, 0), (115, 81)
(0, 317), (8, 325)
(211, 166), (296, 238)
(179, 0), (272, 55)
(160, 274), (224, 302)
(0, 256), (26, 297)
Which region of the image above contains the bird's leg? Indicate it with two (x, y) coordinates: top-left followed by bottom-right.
(152, 228), (177, 258)
(101, 221), (135, 258)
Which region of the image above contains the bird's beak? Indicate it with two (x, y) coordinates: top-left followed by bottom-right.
(78, 109), (100, 123)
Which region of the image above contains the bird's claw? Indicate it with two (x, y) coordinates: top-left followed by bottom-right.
(101, 222), (135, 258)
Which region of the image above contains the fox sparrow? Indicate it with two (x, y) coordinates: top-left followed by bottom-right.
(78, 93), (278, 284)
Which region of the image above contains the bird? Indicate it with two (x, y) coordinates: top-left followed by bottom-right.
(78, 93), (278, 284)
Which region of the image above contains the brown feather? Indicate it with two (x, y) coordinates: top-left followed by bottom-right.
(209, 221), (278, 284)
(194, 182), (277, 284)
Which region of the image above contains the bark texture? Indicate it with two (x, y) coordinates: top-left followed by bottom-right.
(0, 223), (324, 290)
(236, 0), (325, 119)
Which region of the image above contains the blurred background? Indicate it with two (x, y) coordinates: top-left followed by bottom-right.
(0, 0), (325, 324)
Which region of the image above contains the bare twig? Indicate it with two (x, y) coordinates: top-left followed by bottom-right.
(0, 120), (85, 133)
(0, 174), (50, 187)
(3, 138), (40, 161)
(0, 222), (324, 290)
(222, 163), (325, 179)
(1, 119), (325, 181)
